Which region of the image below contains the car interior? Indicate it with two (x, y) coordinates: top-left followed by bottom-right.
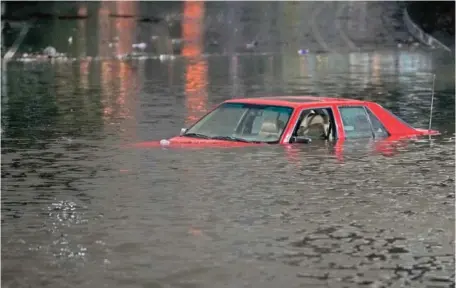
(235, 107), (290, 141)
(293, 108), (336, 141)
(257, 118), (286, 139)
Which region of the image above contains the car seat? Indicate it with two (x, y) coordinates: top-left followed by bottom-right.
(298, 111), (331, 140)
(258, 118), (281, 139)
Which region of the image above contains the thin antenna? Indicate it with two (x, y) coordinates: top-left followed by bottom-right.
(428, 74), (436, 132)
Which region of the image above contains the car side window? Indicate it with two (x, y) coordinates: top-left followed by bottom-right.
(339, 107), (373, 139)
(365, 108), (389, 138)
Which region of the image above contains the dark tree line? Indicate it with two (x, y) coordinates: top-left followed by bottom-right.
(407, 1), (455, 36)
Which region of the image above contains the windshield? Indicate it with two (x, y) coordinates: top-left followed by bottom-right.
(184, 103), (294, 143)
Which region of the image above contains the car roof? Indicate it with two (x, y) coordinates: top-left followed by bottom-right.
(223, 96), (365, 108)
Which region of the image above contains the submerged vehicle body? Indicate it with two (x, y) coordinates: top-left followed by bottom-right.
(132, 96), (439, 154)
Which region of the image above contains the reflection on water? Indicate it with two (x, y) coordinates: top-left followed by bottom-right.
(1, 1), (455, 288)
(182, 1), (208, 126)
(115, 1), (137, 56)
(97, 2), (111, 59)
(76, 5), (88, 58)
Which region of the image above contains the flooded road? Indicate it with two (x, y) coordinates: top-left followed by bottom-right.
(1, 1), (455, 288)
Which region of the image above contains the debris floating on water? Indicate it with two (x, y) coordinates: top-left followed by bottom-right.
(132, 42), (147, 50)
(171, 38), (183, 45)
(12, 52), (183, 63)
(43, 46), (57, 57)
(245, 40), (258, 50)
(160, 139), (170, 146)
(159, 54), (176, 61)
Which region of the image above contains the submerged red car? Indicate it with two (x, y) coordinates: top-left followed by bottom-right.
(133, 96), (439, 149)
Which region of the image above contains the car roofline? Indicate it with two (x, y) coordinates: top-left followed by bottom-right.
(223, 96), (366, 108)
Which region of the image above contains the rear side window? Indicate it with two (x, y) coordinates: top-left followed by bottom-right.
(365, 108), (389, 138)
(339, 106), (373, 139)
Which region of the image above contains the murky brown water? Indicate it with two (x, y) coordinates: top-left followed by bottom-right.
(2, 2), (455, 288)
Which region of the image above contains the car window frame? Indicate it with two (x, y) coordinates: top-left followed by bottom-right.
(364, 106), (390, 138)
(337, 105), (391, 139)
(289, 106), (338, 142)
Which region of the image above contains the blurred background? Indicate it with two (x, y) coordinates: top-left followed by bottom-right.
(1, 1), (455, 288)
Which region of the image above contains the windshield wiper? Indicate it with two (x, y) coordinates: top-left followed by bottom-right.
(210, 136), (253, 143)
(183, 133), (211, 139)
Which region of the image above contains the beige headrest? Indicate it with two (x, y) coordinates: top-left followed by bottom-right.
(259, 119), (279, 134)
(301, 112), (328, 128)
(299, 112), (330, 138)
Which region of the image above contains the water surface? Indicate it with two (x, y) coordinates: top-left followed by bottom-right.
(2, 1), (455, 288)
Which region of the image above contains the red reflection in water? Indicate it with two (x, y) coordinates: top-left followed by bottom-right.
(77, 4), (87, 58)
(184, 60), (208, 125)
(97, 1), (138, 140)
(100, 61), (112, 119)
(78, 5), (87, 16)
(116, 62), (135, 119)
(79, 60), (89, 90)
(99, 1), (116, 116)
(78, 3), (88, 88)
(100, 60), (138, 140)
(371, 53), (380, 87)
(182, 1), (208, 125)
(98, 1), (137, 57)
(98, 2), (110, 58)
(115, 1), (137, 56)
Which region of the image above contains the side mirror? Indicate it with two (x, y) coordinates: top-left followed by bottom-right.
(180, 128), (187, 135)
(290, 136), (312, 144)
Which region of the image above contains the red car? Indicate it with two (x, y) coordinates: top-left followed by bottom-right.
(132, 96), (439, 151)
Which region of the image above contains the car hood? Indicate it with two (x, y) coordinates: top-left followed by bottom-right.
(128, 136), (261, 149)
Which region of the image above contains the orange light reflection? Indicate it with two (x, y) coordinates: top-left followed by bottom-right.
(77, 5), (87, 59)
(101, 61), (112, 120)
(98, 1), (138, 141)
(98, 2), (110, 58)
(372, 54), (380, 85)
(79, 60), (89, 90)
(115, 1), (137, 56)
(78, 4), (88, 89)
(182, 1), (208, 126)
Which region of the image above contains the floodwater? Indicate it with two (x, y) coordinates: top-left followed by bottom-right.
(1, 2), (455, 288)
